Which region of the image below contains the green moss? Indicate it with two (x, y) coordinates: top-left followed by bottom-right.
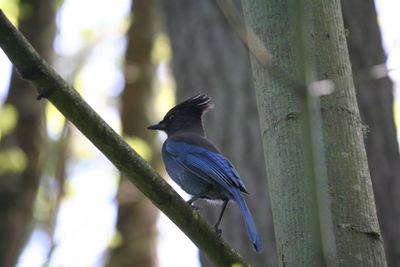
(367, 230), (381, 240)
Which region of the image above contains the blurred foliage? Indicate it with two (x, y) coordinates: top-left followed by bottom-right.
(108, 231), (123, 249)
(0, 0), (19, 24)
(125, 135), (152, 162)
(80, 28), (101, 43)
(120, 14), (131, 36)
(34, 179), (59, 223)
(73, 71), (86, 94)
(151, 33), (175, 124)
(395, 100), (399, 129)
(151, 32), (171, 63)
(155, 87), (176, 119)
(0, 103), (17, 140)
(53, 0), (64, 9)
(0, 147), (27, 174)
(46, 102), (66, 140)
(18, 1), (33, 20)
(60, 178), (76, 200)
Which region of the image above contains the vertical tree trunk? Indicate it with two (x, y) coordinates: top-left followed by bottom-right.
(106, 1), (159, 266)
(241, 0), (387, 266)
(161, 1), (276, 266)
(342, 1), (400, 266)
(0, 1), (56, 266)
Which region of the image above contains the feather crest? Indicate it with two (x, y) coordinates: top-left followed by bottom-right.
(167, 94), (214, 117)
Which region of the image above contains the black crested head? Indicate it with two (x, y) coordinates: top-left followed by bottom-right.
(147, 94), (213, 136)
(167, 94), (213, 117)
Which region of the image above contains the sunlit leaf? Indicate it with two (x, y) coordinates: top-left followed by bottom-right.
(125, 135), (152, 162)
(0, 0), (19, 24)
(34, 184), (53, 223)
(63, 178), (77, 200)
(53, 0), (65, 9)
(155, 85), (175, 119)
(0, 103), (18, 140)
(71, 134), (96, 160)
(46, 102), (66, 140)
(108, 231), (123, 249)
(0, 148), (27, 174)
(18, 2), (33, 20)
(151, 33), (171, 63)
(119, 14), (131, 35)
(73, 71), (85, 93)
(80, 28), (101, 43)
(394, 99), (399, 130)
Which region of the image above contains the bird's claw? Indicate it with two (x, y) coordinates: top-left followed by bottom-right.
(191, 205), (200, 211)
(214, 226), (222, 237)
(186, 201), (200, 210)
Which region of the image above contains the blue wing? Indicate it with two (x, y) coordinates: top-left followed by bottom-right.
(164, 140), (263, 252)
(165, 141), (248, 194)
(165, 140), (263, 252)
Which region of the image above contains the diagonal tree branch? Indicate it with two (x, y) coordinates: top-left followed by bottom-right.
(0, 9), (249, 267)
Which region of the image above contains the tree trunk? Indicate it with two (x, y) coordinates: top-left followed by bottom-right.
(342, 1), (400, 266)
(241, 0), (387, 266)
(161, 1), (276, 266)
(0, 1), (56, 266)
(106, 1), (160, 266)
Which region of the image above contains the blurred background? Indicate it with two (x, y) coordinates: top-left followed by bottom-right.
(0, 0), (399, 266)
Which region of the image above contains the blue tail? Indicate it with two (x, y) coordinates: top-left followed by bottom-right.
(233, 190), (263, 253)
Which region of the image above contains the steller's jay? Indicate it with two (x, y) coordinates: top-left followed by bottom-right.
(148, 94), (263, 252)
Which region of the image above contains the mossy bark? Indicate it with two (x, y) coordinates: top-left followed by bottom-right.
(342, 1), (400, 265)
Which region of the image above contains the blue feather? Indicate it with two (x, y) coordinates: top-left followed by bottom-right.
(163, 140), (263, 252)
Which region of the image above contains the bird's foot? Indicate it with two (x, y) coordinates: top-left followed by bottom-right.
(214, 225), (222, 237)
(186, 200), (200, 210)
(191, 204), (200, 211)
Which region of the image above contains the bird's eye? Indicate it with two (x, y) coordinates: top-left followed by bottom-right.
(167, 115), (174, 121)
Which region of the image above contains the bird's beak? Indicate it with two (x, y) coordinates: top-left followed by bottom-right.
(147, 122), (165, 131)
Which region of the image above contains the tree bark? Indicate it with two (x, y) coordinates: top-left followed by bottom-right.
(161, 1), (276, 266)
(342, 1), (400, 266)
(0, 1), (56, 266)
(106, 1), (159, 266)
(241, 0), (387, 266)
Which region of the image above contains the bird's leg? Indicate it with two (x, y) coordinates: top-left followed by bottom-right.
(214, 200), (229, 236)
(187, 195), (200, 205)
(186, 186), (214, 210)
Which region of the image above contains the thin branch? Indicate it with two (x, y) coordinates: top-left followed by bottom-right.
(0, 9), (249, 267)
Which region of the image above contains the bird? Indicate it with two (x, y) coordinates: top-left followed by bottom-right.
(147, 94), (263, 253)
